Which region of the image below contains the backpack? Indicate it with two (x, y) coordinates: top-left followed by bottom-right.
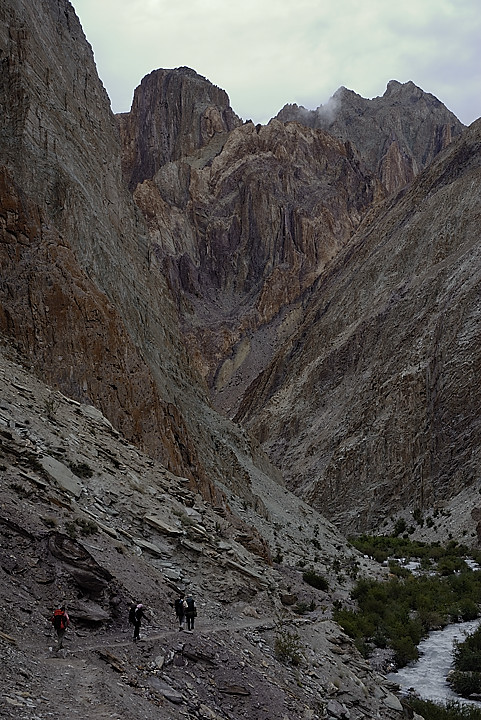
(53, 609), (67, 630)
(185, 597), (195, 613)
(128, 605), (136, 624)
(174, 598), (184, 614)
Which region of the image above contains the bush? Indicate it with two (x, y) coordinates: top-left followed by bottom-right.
(393, 518), (407, 536)
(391, 634), (419, 666)
(302, 570), (329, 591)
(335, 570), (481, 669)
(407, 694), (481, 720)
(458, 599), (479, 622)
(448, 671), (481, 698)
(453, 625), (481, 672)
(274, 615), (303, 665)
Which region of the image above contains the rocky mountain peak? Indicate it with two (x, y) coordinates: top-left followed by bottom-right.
(277, 80), (464, 194)
(118, 66), (242, 190)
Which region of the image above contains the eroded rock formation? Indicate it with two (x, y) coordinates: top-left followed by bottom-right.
(121, 72), (386, 413)
(235, 119), (481, 532)
(0, 0), (280, 508)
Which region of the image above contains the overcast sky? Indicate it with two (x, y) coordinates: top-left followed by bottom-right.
(72, 0), (480, 126)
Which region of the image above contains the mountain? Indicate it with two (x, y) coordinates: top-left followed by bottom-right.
(277, 80), (464, 194)
(121, 71), (464, 426)
(0, 0), (282, 517)
(0, 342), (408, 720)
(122, 76), (382, 417)
(235, 118), (481, 533)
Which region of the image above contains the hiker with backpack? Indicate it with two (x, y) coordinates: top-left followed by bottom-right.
(51, 605), (70, 649)
(174, 593), (185, 631)
(129, 601), (145, 641)
(184, 595), (197, 632)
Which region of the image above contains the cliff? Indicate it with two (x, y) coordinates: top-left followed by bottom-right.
(0, 0), (280, 512)
(121, 71), (384, 415)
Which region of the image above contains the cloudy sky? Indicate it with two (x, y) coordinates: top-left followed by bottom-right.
(73, 0), (480, 126)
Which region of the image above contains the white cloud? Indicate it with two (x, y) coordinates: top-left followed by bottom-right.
(73, 0), (481, 125)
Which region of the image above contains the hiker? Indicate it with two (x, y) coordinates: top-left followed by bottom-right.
(129, 601), (145, 641)
(174, 593), (185, 630)
(51, 605), (70, 649)
(184, 595), (196, 631)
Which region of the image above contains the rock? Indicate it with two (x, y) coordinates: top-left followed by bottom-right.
(236, 119), (481, 534)
(69, 601), (110, 623)
(97, 649), (125, 673)
(152, 655), (165, 670)
(147, 676), (184, 704)
(326, 699), (350, 718)
(144, 514), (183, 537)
(39, 456), (82, 498)
(277, 80), (464, 194)
(382, 692), (404, 712)
(280, 594), (298, 606)
(133, 537), (167, 557)
(242, 605), (260, 618)
(218, 684), (251, 696)
(47, 532), (112, 592)
(118, 67), (241, 190)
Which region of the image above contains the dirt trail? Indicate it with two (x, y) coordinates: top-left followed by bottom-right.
(53, 615), (274, 655)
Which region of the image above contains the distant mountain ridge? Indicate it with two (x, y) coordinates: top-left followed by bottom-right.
(276, 80), (464, 193)
(118, 68), (466, 424)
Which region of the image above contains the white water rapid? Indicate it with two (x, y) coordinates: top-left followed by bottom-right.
(387, 619), (481, 706)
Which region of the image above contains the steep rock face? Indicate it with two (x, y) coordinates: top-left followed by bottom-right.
(235, 120), (481, 532)
(0, 0), (196, 472)
(124, 91), (382, 415)
(118, 67), (242, 190)
(277, 80), (464, 194)
(0, 0), (281, 508)
(0, 166), (185, 470)
(123, 77), (464, 421)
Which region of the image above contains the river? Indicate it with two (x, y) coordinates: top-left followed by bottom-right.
(387, 619), (481, 706)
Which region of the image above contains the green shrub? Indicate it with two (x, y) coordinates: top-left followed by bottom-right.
(391, 634), (419, 666)
(458, 599), (479, 622)
(274, 615), (303, 665)
(448, 671), (481, 698)
(354, 637), (371, 658)
(302, 569), (329, 591)
(393, 518), (407, 536)
(334, 564), (481, 669)
(407, 694), (481, 720)
(437, 557), (468, 576)
(453, 625), (481, 672)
